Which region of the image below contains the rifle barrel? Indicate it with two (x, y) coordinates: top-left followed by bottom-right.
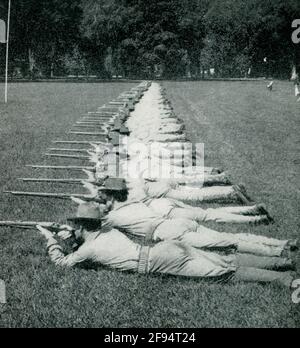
(76, 122), (105, 125)
(68, 131), (106, 136)
(72, 125), (105, 129)
(26, 165), (94, 170)
(53, 141), (107, 145)
(48, 148), (89, 153)
(19, 178), (83, 184)
(81, 118), (112, 121)
(4, 191), (88, 199)
(0, 221), (53, 227)
(87, 112), (118, 115)
(44, 153), (91, 159)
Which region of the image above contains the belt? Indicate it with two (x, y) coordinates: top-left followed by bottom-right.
(138, 245), (151, 274)
(138, 218), (165, 274)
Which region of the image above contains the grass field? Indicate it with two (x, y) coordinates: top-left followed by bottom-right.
(0, 81), (299, 328)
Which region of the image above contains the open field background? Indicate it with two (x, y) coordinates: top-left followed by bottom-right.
(0, 81), (299, 328)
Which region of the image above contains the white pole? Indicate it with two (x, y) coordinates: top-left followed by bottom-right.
(5, 0), (11, 103)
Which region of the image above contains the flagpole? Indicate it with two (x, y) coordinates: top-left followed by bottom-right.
(4, 0), (11, 103)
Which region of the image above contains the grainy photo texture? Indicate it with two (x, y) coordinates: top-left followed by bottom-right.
(0, 0), (299, 330)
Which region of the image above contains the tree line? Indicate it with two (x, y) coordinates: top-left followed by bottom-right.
(0, 0), (299, 79)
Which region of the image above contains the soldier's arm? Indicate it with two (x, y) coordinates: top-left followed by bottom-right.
(37, 226), (90, 268)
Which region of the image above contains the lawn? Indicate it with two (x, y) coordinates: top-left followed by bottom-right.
(0, 80), (299, 328)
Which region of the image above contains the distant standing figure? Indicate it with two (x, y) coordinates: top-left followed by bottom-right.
(267, 81), (274, 91)
(291, 69), (300, 101)
(295, 83), (300, 102)
(294, 78), (300, 102)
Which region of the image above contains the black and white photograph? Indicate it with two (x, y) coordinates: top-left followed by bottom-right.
(0, 0), (299, 330)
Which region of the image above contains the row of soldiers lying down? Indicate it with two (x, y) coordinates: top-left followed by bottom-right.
(37, 82), (299, 288)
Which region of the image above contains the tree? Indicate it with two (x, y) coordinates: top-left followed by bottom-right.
(9, 0), (82, 78)
(63, 46), (87, 77)
(203, 0), (300, 78)
(1, 0), (298, 79)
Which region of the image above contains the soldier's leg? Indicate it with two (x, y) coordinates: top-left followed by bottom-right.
(202, 172), (231, 186)
(149, 241), (236, 279)
(235, 267), (294, 287)
(175, 172), (231, 188)
(169, 207), (269, 225)
(166, 185), (238, 204)
(214, 204), (270, 216)
(236, 253), (294, 270)
(180, 225), (287, 257)
(204, 208), (270, 225)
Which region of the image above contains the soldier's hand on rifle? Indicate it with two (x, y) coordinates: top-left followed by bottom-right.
(82, 182), (99, 198)
(82, 169), (96, 183)
(39, 223), (74, 233)
(36, 225), (54, 240)
(90, 142), (110, 151)
(90, 143), (100, 152)
(71, 195), (105, 205)
(56, 230), (74, 240)
(87, 151), (100, 164)
(38, 222), (58, 229)
(71, 196), (86, 205)
(37, 225), (74, 241)
(58, 224), (74, 231)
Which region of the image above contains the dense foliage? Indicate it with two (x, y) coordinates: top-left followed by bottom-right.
(0, 0), (299, 78)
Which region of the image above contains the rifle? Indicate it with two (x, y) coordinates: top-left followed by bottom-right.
(44, 153), (91, 160)
(109, 101), (127, 106)
(26, 164), (95, 170)
(18, 178), (118, 187)
(76, 121), (106, 125)
(0, 221), (70, 231)
(77, 118), (108, 122)
(47, 148), (90, 153)
(99, 106), (127, 111)
(4, 191), (104, 203)
(72, 125), (106, 129)
(75, 121), (108, 125)
(19, 178), (84, 184)
(80, 119), (113, 124)
(79, 122), (112, 127)
(82, 116), (114, 120)
(68, 131), (107, 136)
(87, 111), (119, 115)
(52, 141), (107, 145)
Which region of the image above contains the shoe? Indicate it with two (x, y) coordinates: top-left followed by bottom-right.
(221, 171), (232, 185)
(233, 184), (253, 204)
(280, 272), (296, 288)
(251, 215), (270, 226)
(259, 215), (271, 226)
(279, 259), (296, 271)
(211, 167), (224, 175)
(287, 239), (299, 251)
(281, 247), (298, 260)
(244, 204), (262, 216)
(256, 203), (275, 223)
